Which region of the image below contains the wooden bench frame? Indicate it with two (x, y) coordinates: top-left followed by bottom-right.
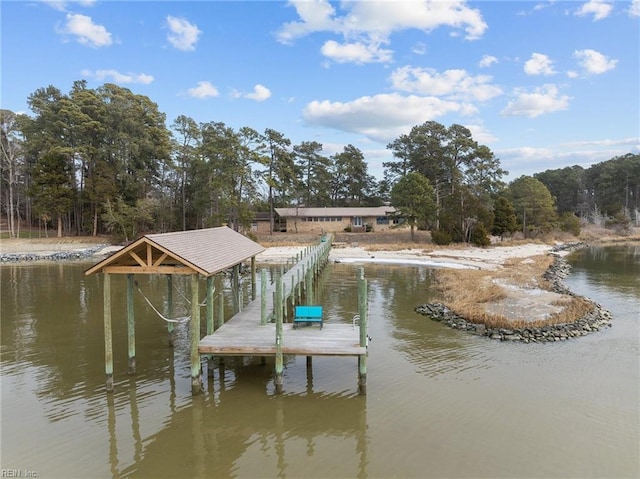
(293, 305), (323, 330)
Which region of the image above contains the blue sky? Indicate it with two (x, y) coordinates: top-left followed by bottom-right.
(2, 0), (639, 181)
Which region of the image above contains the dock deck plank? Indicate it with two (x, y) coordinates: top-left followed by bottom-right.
(198, 240), (367, 358)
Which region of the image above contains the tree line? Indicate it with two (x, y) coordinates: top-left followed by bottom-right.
(1, 81), (638, 242)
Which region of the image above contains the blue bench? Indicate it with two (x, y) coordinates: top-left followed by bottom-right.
(294, 305), (323, 330)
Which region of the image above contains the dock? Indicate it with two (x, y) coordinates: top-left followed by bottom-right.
(86, 227), (368, 395)
(199, 238), (369, 393)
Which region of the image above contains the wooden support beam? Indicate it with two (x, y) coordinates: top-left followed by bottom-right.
(127, 274), (136, 375)
(104, 273), (114, 392)
(152, 253), (168, 267)
(104, 266), (196, 275)
(129, 251), (146, 268)
(191, 275), (202, 395)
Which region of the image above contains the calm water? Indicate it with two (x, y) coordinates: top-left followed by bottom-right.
(1, 246), (638, 478)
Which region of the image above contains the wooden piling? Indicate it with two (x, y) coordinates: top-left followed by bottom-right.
(216, 275), (224, 330)
(103, 273), (114, 392)
(191, 274), (202, 394)
(275, 275), (283, 394)
(232, 265), (240, 314)
(280, 265), (287, 318)
(251, 257), (256, 301)
(306, 266), (313, 304)
(206, 276), (215, 376)
(206, 277), (214, 335)
(127, 274), (136, 375)
(358, 267), (368, 395)
(261, 269), (267, 325)
(166, 275), (174, 347)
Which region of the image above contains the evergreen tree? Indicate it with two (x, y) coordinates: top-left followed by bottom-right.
(390, 172), (436, 241)
(492, 195), (518, 238)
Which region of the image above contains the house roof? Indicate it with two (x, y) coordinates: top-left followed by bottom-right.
(275, 206), (396, 218)
(85, 227), (265, 277)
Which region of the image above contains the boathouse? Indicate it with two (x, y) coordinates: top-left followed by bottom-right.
(85, 227), (265, 393)
(86, 227), (369, 395)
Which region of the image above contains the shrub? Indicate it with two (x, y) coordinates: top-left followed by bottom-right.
(606, 211), (631, 235)
(559, 211), (581, 236)
(431, 229), (452, 245)
(470, 223), (491, 247)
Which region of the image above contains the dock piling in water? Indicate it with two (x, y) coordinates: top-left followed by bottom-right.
(127, 274), (136, 375)
(358, 267), (368, 395)
(275, 275), (284, 394)
(104, 273), (113, 392)
(190, 274), (202, 394)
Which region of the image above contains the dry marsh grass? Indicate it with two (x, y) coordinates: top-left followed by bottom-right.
(432, 255), (596, 329)
(500, 255), (555, 289)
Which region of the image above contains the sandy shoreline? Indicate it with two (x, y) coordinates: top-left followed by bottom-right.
(2, 237), (610, 335)
(255, 243), (560, 270)
(0, 238), (561, 270)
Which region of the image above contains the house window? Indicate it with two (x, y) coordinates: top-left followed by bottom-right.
(376, 217), (389, 225)
(353, 216), (363, 227)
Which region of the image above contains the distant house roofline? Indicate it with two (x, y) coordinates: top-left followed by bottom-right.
(275, 206), (395, 217)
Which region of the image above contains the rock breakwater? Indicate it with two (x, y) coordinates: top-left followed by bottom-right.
(415, 243), (613, 343)
(0, 245), (109, 263)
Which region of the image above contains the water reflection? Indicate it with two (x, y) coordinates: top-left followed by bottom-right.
(109, 374), (368, 478)
(2, 254), (638, 479)
(567, 244), (640, 294)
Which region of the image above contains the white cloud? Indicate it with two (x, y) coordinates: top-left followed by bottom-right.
(561, 137), (640, 148)
(276, 0), (338, 44)
(166, 16), (201, 51)
(524, 53), (556, 76)
(630, 0), (640, 16)
(573, 49), (617, 74)
(479, 55), (498, 68)
(303, 93), (476, 142)
(44, 0), (96, 11)
(59, 13), (111, 47)
(187, 81), (219, 98)
(81, 69), (154, 84)
(465, 124), (498, 145)
(501, 84), (571, 118)
(390, 66), (503, 102)
(277, 0), (487, 64)
(574, 0), (613, 21)
(245, 84), (272, 102)
(321, 40), (393, 64)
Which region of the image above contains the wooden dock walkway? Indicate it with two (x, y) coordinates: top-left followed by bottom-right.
(198, 238), (366, 357)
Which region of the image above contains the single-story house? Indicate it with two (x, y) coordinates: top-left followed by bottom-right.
(275, 206), (397, 234)
(251, 212), (274, 234)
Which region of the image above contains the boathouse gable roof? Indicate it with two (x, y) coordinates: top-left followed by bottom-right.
(85, 227), (265, 277)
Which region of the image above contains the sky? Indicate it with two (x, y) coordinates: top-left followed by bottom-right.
(2, 0), (639, 182)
